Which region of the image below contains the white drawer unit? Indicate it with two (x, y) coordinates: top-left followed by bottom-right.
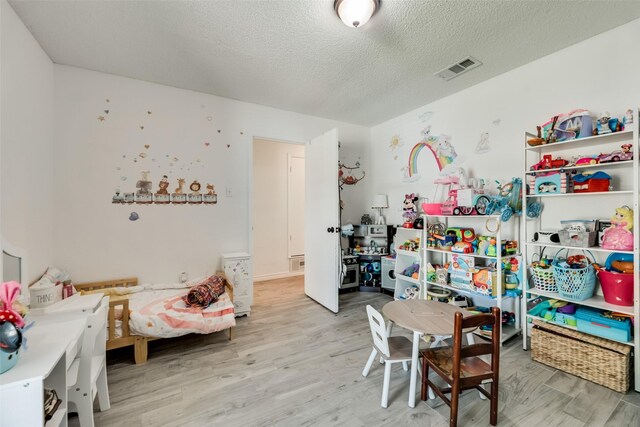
(222, 252), (252, 317)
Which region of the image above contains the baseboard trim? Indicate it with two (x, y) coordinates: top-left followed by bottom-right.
(254, 271), (304, 282)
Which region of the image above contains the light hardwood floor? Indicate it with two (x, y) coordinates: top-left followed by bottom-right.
(82, 276), (639, 426)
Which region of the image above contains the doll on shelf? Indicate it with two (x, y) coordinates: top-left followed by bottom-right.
(602, 205), (634, 250)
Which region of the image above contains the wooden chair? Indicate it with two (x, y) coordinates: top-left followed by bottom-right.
(420, 306), (500, 427)
(362, 305), (413, 408)
(67, 296), (110, 426)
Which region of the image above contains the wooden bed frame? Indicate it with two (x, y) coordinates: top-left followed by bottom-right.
(75, 272), (235, 364)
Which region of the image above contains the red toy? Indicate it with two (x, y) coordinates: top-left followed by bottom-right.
(530, 154), (569, 171)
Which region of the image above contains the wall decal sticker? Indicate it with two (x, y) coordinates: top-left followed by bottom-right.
(394, 155), (398, 160)
(493, 118), (501, 126)
(97, 116), (105, 122)
(204, 184), (218, 204)
(144, 144), (150, 149)
(419, 111), (434, 122)
(389, 134), (403, 151)
(217, 130), (221, 133)
(406, 130), (458, 180)
(140, 126), (144, 130)
(116, 167), (121, 171)
(120, 176), (127, 181)
(207, 116), (213, 121)
(106, 99), (110, 103)
(339, 161), (365, 189)
(139, 152), (147, 159)
(204, 142), (210, 147)
(123, 155), (127, 158)
(226, 144), (230, 148)
(240, 132), (244, 135)
(104, 110), (109, 114)
(475, 131), (491, 154)
(129, 212), (139, 221)
(147, 111), (152, 115)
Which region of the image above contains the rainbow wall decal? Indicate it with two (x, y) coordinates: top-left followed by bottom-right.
(407, 135), (457, 177)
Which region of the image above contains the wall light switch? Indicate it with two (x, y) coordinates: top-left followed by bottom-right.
(225, 187), (232, 197)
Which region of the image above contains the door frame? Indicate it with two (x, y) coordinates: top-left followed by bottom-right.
(249, 136), (306, 282)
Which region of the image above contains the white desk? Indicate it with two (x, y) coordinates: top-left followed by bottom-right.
(0, 318), (86, 427)
(29, 293), (104, 316)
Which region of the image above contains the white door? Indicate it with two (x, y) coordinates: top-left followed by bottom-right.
(304, 128), (340, 313)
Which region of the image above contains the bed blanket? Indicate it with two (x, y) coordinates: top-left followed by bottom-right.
(126, 288), (235, 338)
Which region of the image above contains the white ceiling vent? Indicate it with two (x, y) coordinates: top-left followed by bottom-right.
(435, 56), (483, 81)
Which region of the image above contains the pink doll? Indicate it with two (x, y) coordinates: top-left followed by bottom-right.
(602, 206), (634, 250)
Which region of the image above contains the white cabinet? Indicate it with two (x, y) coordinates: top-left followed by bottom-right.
(392, 227), (422, 300)
(222, 252), (252, 317)
(521, 112), (639, 391)
(421, 214), (522, 344)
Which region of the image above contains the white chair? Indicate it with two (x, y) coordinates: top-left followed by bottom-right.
(67, 296), (110, 426)
(362, 305), (414, 408)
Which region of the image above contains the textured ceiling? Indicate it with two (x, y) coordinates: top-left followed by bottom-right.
(9, 0), (640, 126)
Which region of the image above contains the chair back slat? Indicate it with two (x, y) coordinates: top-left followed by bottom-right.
(366, 305), (390, 357)
(76, 296), (109, 389)
(460, 313), (495, 329)
(460, 343), (494, 359)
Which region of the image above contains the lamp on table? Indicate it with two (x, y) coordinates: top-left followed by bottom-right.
(371, 194), (388, 225)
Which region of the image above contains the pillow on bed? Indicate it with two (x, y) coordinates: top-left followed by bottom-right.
(182, 275), (226, 308)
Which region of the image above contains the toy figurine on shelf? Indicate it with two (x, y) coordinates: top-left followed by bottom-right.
(594, 112), (622, 135)
(602, 205), (634, 250)
(402, 193), (419, 228)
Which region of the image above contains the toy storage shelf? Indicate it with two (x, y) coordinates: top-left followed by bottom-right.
(425, 247), (520, 260)
(524, 129), (633, 151)
(525, 190), (633, 198)
(521, 109), (639, 392)
(425, 280), (518, 301)
(525, 241), (634, 255)
(524, 159), (634, 176)
(393, 227), (423, 300)
(526, 287), (635, 316)
(525, 314), (634, 346)
(396, 249), (420, 258)
(421, 214), (521, 345)
(396, 274), (420, 285)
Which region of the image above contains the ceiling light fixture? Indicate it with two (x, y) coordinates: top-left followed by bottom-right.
(334, 0), (379, 28)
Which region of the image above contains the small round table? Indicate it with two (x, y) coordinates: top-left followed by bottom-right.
(383, 299), (475, 408)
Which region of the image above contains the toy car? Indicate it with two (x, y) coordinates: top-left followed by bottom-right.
(537, 182), (557, 193)
(598, 150), (633, 163)
(574, 156), (599, 166)
(530, 154), (570, 171)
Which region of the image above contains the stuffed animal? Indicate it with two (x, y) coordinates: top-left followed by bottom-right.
(402, 193), (419, 226)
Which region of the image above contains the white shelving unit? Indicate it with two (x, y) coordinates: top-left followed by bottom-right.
(521, 111), (640, 392)
(421, 214), (522, 344)
(392, 227), (422, 300)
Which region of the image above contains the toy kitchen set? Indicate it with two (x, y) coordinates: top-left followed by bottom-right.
(341, 223), (396, 292)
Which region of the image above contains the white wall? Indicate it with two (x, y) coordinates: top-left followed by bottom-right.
(370, 18), (640, 227)
(252, 138), (304, 278)
(1, 0), (55, 287)
(53, 66), (370, 283)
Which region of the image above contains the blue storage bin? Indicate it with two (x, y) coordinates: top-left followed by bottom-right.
(575, 307), (631, 343)
(554, 312), (577, 327)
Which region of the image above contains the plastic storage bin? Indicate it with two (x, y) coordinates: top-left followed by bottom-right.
(575, 307), (632, 343)
(558, 230), (597, 247)
(597, 269), (634, 306)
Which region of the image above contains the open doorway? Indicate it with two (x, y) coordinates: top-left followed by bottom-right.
(252, 138), (305, 284)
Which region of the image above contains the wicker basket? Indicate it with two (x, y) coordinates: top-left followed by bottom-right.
(531, 320), (630, 392)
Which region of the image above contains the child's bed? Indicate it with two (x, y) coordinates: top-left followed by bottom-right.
(75, 272), (235, 364)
